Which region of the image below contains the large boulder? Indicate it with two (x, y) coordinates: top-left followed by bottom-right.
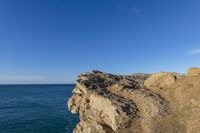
(188, 67), (200, 75)
(144, 72), (184, 94)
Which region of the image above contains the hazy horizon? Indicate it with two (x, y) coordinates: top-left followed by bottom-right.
(1, 0), (200, 84)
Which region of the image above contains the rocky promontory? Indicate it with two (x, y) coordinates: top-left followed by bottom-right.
(68, 69), (200, 133)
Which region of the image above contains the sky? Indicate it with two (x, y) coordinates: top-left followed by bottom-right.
(0, 0), (200, 84)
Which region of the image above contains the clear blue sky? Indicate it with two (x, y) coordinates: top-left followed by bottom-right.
(0, 0), (200, 84)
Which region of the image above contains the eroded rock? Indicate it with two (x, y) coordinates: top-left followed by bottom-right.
(68, 70), (200, 133)
(144, 72), (185, 94)
(188, 67), (200, 76)
(68, 71), (170, 133)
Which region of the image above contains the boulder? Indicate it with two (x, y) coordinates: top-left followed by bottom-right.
(144, 72), (185, 94)
(188, 67), (200, 75)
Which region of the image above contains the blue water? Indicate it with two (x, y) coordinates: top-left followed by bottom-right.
(0, 85), (79, 133)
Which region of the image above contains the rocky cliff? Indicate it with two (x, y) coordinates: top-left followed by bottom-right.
(68, 69), (200, 133)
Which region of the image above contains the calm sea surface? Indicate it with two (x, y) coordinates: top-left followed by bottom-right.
(0, 84), (79, 133)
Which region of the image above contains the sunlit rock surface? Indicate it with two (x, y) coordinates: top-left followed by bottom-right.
(188, 67), (200, 76)
(68, 69), (200, 133)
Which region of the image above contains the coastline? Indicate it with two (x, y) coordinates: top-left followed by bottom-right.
(68, 70), (200, 133)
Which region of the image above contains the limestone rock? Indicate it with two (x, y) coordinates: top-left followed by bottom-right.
(67, 70), (200, 133)
(144, 72), (185, 94)
(188, 67), (200, 75)
(68, 71), (169, 133)
(163, 75), (200, 133)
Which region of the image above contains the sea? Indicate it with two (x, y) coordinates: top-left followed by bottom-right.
(0, 84), (79, 133)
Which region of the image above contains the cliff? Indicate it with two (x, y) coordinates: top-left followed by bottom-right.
(68, 69), (200, 133)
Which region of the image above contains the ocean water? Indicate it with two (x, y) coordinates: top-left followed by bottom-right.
(0, 84), (79, 133)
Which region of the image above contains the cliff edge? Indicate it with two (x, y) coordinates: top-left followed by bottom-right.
(68, 69), (200, 133)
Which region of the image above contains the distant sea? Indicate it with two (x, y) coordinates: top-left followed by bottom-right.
(0, 84), (79, 133)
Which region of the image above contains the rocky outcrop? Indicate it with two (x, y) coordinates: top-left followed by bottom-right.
(68, 70), (200, 133)
(188, 67), (200, 75)
(162, 74), (200, 133)
(144, 72), (185, 94)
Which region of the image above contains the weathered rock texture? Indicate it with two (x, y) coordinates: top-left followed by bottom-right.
(188, 67), (200, 75)
(68, 69), (200, 133)
(144, 72), (185, 95)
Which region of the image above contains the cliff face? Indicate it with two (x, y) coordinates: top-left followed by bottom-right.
(68, 70), (200, 133)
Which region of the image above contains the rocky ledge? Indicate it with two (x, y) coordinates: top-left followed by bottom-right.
(68, 69), (200, 133)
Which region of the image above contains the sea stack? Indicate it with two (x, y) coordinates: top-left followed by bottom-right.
(68, 70), (200, 133)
